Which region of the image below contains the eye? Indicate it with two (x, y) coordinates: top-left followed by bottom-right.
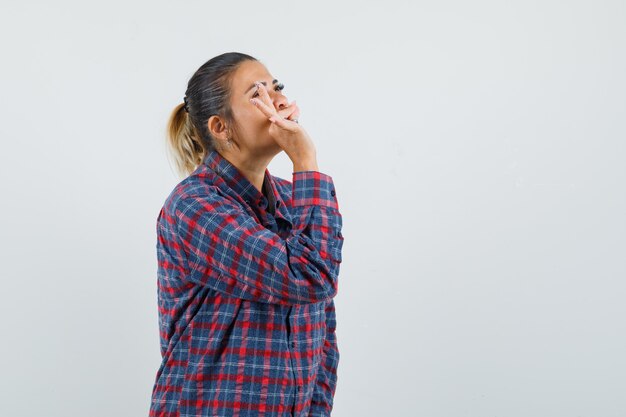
(252, 82), (285, 98)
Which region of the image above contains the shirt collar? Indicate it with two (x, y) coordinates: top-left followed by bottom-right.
(202, 150), (291, 225)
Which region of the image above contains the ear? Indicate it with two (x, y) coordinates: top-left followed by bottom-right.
(207, 115), (230, 142)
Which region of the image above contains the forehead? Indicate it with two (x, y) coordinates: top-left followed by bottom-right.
(232, 60), (273, 91)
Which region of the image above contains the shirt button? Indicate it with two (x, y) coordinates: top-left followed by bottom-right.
(291, 341), (296, 348)
(330, 189), (335, 196)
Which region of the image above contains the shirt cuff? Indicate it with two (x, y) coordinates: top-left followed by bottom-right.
(292, 171), (339, 210)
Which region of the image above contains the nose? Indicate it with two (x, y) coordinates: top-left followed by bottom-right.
(272, 91), (289, 111)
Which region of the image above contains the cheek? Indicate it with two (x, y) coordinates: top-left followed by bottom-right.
(230, 102), (271, 137)
(238, 100), (270, 123)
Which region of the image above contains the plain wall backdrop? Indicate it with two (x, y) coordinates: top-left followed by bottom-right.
(1, 0), (625, 416)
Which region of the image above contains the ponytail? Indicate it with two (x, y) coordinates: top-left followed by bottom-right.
(165, 102), (213, 179)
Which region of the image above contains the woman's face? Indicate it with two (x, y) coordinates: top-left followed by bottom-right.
(221, 60), (291, 156)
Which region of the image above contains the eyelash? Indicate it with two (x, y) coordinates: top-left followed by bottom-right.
(252, 82), (284, 98)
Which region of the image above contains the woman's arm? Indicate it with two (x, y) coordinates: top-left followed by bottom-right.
(170, 170), (344, 305)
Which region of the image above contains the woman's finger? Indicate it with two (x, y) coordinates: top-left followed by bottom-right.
(250, 96), (277, 119)
(278, 100), (299, 120)
(288, 102), (300, 121)
(252, 82), (280, 118)
(250, 82), (300, 127)
(269, 114), (299, 131)
(254, 81), (274, 108)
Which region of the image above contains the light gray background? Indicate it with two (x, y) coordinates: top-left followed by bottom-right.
(1, 1), (624, 416)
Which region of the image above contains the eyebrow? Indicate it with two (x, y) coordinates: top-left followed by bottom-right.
(245, 79), (278, 95)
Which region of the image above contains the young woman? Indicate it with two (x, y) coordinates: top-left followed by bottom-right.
(149, 52), (344, 417)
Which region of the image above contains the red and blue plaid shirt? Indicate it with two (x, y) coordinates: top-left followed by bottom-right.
(149, 150), (344, 417)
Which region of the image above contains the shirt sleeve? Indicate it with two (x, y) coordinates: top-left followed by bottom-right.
(173, 170), (344, 305)
(308, 298), (340, 417)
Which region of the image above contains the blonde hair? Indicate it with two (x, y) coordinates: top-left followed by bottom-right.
(165, 52), (258, 178)
(165, 103), (205, 178)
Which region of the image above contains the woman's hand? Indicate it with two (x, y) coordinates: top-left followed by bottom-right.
(250, 82), (316, 164)
(277, 99), (300, 124)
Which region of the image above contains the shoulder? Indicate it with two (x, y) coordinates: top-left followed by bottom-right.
(159, 169), (233, 226)
(167, 171), (217, 204)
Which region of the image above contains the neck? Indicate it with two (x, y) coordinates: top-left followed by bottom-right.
(220, 150), (272, 193)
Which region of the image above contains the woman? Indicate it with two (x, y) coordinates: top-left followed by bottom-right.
(149, 52), (344, 417)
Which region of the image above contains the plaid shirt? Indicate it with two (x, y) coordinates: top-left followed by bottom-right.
(149, 150), (344, 417)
